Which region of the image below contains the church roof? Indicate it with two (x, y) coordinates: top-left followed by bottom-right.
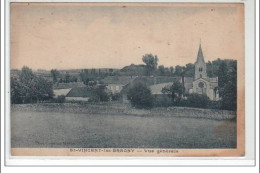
(196, 43), (205, 63)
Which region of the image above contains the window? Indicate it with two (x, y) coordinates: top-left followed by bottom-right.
(198, 82), (204, 88)
(199, 67), (203, 72)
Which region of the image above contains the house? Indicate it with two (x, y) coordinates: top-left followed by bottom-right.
(101, 76), (136, 94)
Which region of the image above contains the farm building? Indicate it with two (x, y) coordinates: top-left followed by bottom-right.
(53, 87), (96, 102)
(101, 76), (136, 94)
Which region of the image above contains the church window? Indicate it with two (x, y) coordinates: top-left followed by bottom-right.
(198, 82), (204, 88)
(200, 74), (202, 78)
(199, 67), (203, 72)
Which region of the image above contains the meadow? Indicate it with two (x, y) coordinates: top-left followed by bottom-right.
(11, 103), (236, 148)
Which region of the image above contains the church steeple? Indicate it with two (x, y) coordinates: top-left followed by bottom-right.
(194, 42), (207, 80)
(196, 42), (205, 63)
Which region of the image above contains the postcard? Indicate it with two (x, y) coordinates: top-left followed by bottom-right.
(9, 2), (245, 157)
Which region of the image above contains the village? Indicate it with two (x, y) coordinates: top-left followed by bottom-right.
(11, 43), (236, 111)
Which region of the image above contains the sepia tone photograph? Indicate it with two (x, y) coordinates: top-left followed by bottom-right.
(10, 2), (245, 157)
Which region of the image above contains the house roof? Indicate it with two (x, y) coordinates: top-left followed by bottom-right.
(53, 88), (72, 97)
(101, 76), (136, 85)
(53, 82), (85, 89)
(66, 87), (96, 97)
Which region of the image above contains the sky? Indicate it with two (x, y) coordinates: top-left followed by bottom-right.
(10, 3), (244, 70)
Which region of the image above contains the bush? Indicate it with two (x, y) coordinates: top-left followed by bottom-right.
(184, 93), (210, 108)
(153, 94), (172, 107)
(88, 96), (100, 103)
(56, 95), (66, 103)
(93, 85), (110, 102)
(127, 82), (154, 109)
(111, 93), (122, 101)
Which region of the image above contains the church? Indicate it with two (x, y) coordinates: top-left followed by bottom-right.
(183, 43), (219, 101)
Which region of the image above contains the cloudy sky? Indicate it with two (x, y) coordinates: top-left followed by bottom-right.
(11, 3), (244, 70)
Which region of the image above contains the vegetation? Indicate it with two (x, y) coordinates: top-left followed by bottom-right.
(161, 80), (184, 103)
(92, 85), (110, 102)
(127, 82), (154, 109)
(11, 66), (54, 104)
(142, 54), (159, 76)
(219, 61), (237, 111)
(12, 55), (237, 111)
(183, 94), (210, 109)
(50, 69), (60, 83)
(56, 95), (66, 103)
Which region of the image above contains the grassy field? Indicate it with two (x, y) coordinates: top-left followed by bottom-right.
(11, 106), (236, 148)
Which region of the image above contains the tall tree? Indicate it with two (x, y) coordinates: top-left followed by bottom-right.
(158, 65), (165, 76)
(170, 66), (174, 74)
(184, 63), (195, 77)
(217, 61), (229, 90)
(50, 69), (60, 83)
(220, 61), (237, 111)
(173, 65), (183, 76)
(142, 54), (159, 76)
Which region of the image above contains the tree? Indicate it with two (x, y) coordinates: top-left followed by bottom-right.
(65, 72), (71, 83)
(184, 63), (194, 77)
(173, 65), (183, 76)
(127, 82), (154, 108)
(19, 66), (34, 85)
(220, 61), (237, 111)
(142, 54), (159, 76)
(90, 85), (109, 102)
(161, 79), (184, 103)
(170, 66), (174, 74)
(217, 61), (228, 89)
(79, 69), (97, 86)
(158, 65), (165, 76)
(11, 77), (22, 104)
(50, 69), (60, 83)
(11, 66), (54, 104)
(206, 61), (213, 77)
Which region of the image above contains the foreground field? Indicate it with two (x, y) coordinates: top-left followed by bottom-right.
(11, 104), (236, 148)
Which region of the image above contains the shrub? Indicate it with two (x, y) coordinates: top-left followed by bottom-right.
(185, 93), (209, 108)
(111, 93), (122, 101)
(88, 96), (100, 103)
(127, 82), (154, 109)
(56, 95), (66, 103)
(153, 94), (172, 107)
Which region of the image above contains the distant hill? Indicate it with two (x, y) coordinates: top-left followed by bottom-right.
(117, 64), (146, 76)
